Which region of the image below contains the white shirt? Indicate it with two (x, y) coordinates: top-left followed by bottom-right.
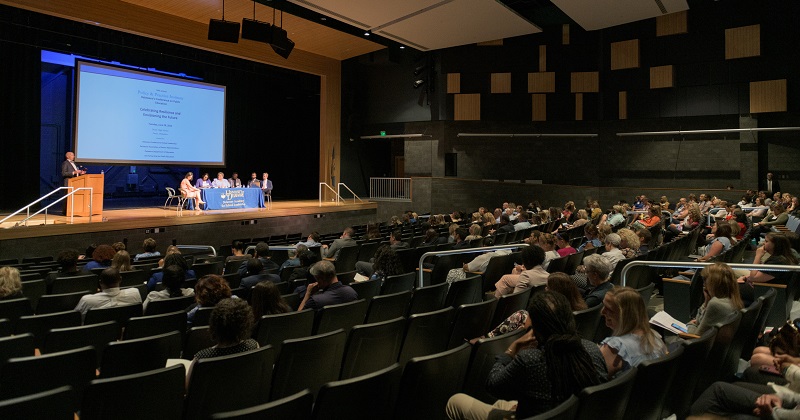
(143, 288), (194, 311)
(75, 287), (142, 318)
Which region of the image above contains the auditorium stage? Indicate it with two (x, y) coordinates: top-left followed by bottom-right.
(0, 201), (378, 256)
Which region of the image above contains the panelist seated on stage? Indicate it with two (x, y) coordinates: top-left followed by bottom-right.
(261, 172), (273, 196)
(180, 172), (205, 209)
(248, 172), (260, 188)
(211, 172), (230, 188)
(195, 173), (212, 189)
(61, 151), (86, 186)
(228, 172), (243, 188)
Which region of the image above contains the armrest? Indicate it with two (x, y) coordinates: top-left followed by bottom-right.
(678, 332), (700, 339)
(468, 271), (484, 275)
(415, 268), (432, 273)
(323, 257), (335, 261)
(663, 278), (691, 285)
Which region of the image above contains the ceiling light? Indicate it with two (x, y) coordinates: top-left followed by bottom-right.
(413, 79), (426, 89)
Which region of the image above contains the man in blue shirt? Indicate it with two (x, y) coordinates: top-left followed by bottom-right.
(298, 260), (357, 311)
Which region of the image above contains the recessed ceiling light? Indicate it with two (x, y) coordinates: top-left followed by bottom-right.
(320, 17), (326, 21)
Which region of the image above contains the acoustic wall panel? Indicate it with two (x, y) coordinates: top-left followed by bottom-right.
(539, 45), (547, 72)
(750, 79), (786, 113)
(619, 91), (627, 119)
(611, 39), (640, 70)
(532, 94), (546, 121)
(570, 72), (600, 93)
(454, 93), (481, 120)
(447, 73), (461, 93)
(491, 73), (512, 93)
(650, 65), (674, 89)
(725, 24), (760, 59)
(656, 10), (688, 36)
(528, 72), (556, 93)
(575, 93), (583, 120)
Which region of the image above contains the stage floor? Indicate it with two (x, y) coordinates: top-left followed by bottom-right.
(0, 200), (377, 240)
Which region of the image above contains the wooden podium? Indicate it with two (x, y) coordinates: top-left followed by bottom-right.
(66, 174), (104, 218)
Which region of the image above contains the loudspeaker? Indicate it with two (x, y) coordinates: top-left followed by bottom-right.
(241, 18), (272, 43)
(208, 19), (240, 43)
(269, 26), (294, 59)
(445, 153), (457, 177)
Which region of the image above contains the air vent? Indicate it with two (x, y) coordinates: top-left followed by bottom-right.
(654, 0), (668, 14)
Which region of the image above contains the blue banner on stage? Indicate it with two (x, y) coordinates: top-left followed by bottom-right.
(199, 188), (264, 210)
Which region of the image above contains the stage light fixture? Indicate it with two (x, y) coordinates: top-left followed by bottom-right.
(208, 0), (240, 43)
(242, 2), (272, 43)
(269, 9), (294, 59)
(413, 79), (426, 89)
(413, 65), (427, 76)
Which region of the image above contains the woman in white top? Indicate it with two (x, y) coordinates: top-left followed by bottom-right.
(538, 233), (560, 269)
(143, 264), (194, 311)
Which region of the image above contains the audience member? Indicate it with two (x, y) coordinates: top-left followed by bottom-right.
(279, 244), (306, 273)
(46, 249), (81, 292)
(0, 266), (23, 300)
(241, 258), (281, 289)
(237, 242), (279, 277)
(321, 227), (356, 259)
(298, 260), (357, 311)
(187, 274), (232, 326)
(616, 228), (641, 258)
(555, 233), (576, 257)
(251, 281), (292, 319)
(696, 222), (733, 262)
(82, 244), (115, 273)
(752, 203), (788, 237)
(134, 238), (161, 262)
(494, 245), (547, 298)
(537, 233), (560, 269)
(143, 264), (194, 311)
(224, 241), (250, 266)
(578, 254), (613, 306)
(74, 268), (142, 319)
(111, 242), (126, 252)
(191, 298), (258, 361)
(685, 262), (743, 335)
(147, 253), (196, 291)
(576, 224), (602, 252)
(111, 250), (132, 272)
(296, 232), (322, 248)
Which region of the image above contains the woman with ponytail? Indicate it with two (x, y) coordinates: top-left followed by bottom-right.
(447, 291), (607, 419)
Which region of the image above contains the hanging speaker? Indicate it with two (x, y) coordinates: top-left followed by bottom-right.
(269, 26), (294, 59)
(241, 18), (272, 43)
(208, 19), (240, 43)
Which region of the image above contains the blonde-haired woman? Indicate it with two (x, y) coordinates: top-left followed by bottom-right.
(0, 266), (23, 300)
(616, 228), (641, 258)
(599, 287), (667, 377)
(687, 262), (743, 335)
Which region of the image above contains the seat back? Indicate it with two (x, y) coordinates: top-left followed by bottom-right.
(365, 290), (412, 324)
(462, 328), (526, 403)
(36, 292), (90, 315)
(211, 389), (313, 420)
(490, 287), (533, 327)
(480, 254), (514, 292)
(381, 272), (416, 295)
(428, 255), (461, 285)
(81, 365), (185, 420)
(623, 346), (684, 420)
(447, 299), (498, 349)
(0, 298), (33, 328)
(184, 346), (276, 420)
(0, 385), (74, 420)
(693, 311), (742, 399)
(118, 270), (147, 288)
(663, 327), (717, 419)
(144, 295), (194, 316)
(99, 331), (182, 378)
(574, 304), (603, 341)
(407, 283), (448, 315)
(14, 310), (82, 349)
(746, 287), (777, 358)
(183, 326), (215, 360)
(398, 306), (455, 365)
(44, 321), (120, 367)
(0, 346), (96, 410)
(85, 303), (143, 327)
(356, 241), (380, 262)
(20, 279), (46, 311)
(313, 299), (368, 334)
(528, 395), (579, 420)
(722, 298), (762, 380)
(546, 255), (568, 273)
(50, 274), (98, 294)
(636, 282), (655, 307)
(333, 246), (359, 273)
(191, 261), (223, 278)
(349, 279), (381, 302)
(444, 274), (483, 308)
(253, 310), (315, 355)
(563, 251), (584, 275)
(575, 367), (637, 420)
(0, 318), (9, 337)
(314, 364), (401, 420)
(394, 344), (472, 420)
(271, 329), (347, 400)
(123, 310), (187, 340)
(341, 317), (405, 380)
(0, 333), (35, 364)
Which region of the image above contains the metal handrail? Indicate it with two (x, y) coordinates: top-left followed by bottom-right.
(319, 183), (343, 206)
(620, 261), (800, 287)
(416, 243), (530, 288)
(177, 245), (217, 257)
(0, 187), (93, 227)
(337, 183), (363, 203)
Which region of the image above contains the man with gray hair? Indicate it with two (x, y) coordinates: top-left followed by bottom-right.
(602, 233), (625, 268)
(298, 260), (357, 311)
(581, 254), (614, 307)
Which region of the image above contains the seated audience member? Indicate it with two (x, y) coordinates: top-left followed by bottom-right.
(446, 249), (512, 284)
(513, 212), (532, 231)
(447, 292), (606, 419)
(685, 262), (743, 336)
(578, 254), (614, 306)
(494, 245), (547, 298)
(671, 197), (689, 220)
(600, 233), (626, 267)
(452, 227), (471, 249)
(296, 232), (322, 248)
(738, 232), (798, 287)
(538, 233), (560, 269)
(447, 223), (459, 243)
(134, 238), (161, 262)
(251, 281), (292, 319)
(224, 241), (250, 266)
(228, 172), (242, 188)
(421, 228), (442, 246)
(732, 209), (748, 241)
(696, 222), (733, 262)
(74, 268), (142, 319)
(237, 242), (279, 277)
(492, 214), (516, 235)
(577, 224), (602, 252)
(321, 227), (357, 259)
(279, 245), (306, 273)
(147, 253), (196, 291)
(636, 228), (652, 254)
(366, 245), (405, 283)
(82, 244), (116, 273)
(464, 224), (483, 241)
(0, 267), (23, 300)
(240, 258), (280, 290)
(555, 233), (577, 257)
(752, 203), (789, 237)
(388, 229), (409, 250)
(157, 245), (180, 268)
(659, 195), (670, 211)
(289, 250), (319, 285)
(196, 173), (212, 189)
(191, 298), (259, 361)
(599, 287), (667, 377)
(111, 250), (132, 272)
(747, 196), (769, 218)
(247, 172), (260, 188)
(363, 224), (382, 240)
(297, 260), (358, 311)
(482, 212), (496, 228)
(631, 206), (661, 229)
(600, 205), (626, 228)
(616, 228), (641, 258)
(697, 193), (713, 214)
(664, 203), (702, 242)
(112, 242), (126, 252)
(143, 264), (194, 311)
(567, 209), (590, 229)
(187, 275), (232, 326)
(46, 249), (82, 292)
(211, 172), (230, 188)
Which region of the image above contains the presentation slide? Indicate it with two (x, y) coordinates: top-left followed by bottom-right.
(74, 61), (226, 166)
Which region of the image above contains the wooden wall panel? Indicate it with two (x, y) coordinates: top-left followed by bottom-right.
(656, 10), (688, 36)
(619, 91), (627, 120)
(610, 39), (640, 70)
(726, 24), (760, 59)
(447, 73), (461, 94)
(575, 93), (583, 121)
(570, 72), (599, 93)
(527, 72), (555, 93)
(477, 39), (504, 46)
(491, 73), (512, 93)
(539, 45), (546, 72)
(750, 79), (787, 113)
(532, 94), (546, 121)
(454, 94), (481, 120)
(562, 24), (570, 45)
(650, 65), (674, 89)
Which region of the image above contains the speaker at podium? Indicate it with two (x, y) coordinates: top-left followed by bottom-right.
(66, 174), (104, 218)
